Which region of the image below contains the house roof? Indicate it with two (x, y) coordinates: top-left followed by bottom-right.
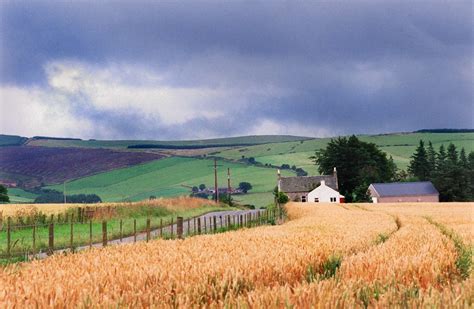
(280, 175), (337, 193)
(369, 181), (438, 197)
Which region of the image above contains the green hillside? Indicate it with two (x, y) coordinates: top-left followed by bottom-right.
(46, 157), (294, 207)
(6, 188), (38, 203)
(212, 133), (474, 172)
(0, 134), (27, 146)
(27, 135), (311, 149)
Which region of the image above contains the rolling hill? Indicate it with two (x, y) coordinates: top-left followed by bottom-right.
(46, 157), (294, 206)
(2, 132), (473, 207)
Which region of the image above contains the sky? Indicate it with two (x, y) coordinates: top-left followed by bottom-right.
(0, 1), (472, 140)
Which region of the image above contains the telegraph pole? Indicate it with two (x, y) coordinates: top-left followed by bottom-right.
(63, 181), (67, 204)
(227, 168), (231, 200)
(214, 158), (218, 203)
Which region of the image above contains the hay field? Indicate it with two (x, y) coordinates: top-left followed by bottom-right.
(0, 196), (218, 217)
(0, 202), (472, 307)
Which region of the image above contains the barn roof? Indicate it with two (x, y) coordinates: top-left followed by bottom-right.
(369, 181), (438, 197)
(280, 175), (337, 193)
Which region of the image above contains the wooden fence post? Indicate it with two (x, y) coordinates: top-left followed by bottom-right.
(70, 214), (74, 251)
(160, 219), (163, 237)
(213, 216), (217, 232)
(102, 220), (107, 247)
(89, 220), (92, 249)
(134, 219), (137, 243)
(240, 215), (243, 227)
(170, 218), (174, 238)
(204, 217), (207, 233)
(32, 223), (36, 259)
(48, 222), (54, 255)
(187, 218), (190, 236)
(119, 219), (123, 242)
(6, 217), (11, 259)
(193, 218), (196, 234)
(177, 217), (183, 239)
(219, 215), (222, 229)
(197, 217), (201, 234)
(146, 218), (151, 242)
(227, 215), (231, 229)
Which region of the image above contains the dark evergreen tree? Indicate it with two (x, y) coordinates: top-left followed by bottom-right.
(0, 185), (9, 203)
(408, 140), (430, 180)
(426, 141), (437, 177)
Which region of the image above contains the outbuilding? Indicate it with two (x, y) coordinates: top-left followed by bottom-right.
(368, 181), (439, 203)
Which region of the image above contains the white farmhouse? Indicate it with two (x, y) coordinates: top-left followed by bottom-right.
(307, 180), (344, 203)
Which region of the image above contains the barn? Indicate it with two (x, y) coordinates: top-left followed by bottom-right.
(278, 168), (344, 203)
(368, 181), (439, 203)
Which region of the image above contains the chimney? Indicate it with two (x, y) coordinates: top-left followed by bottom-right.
(333, 167), (339, 191)
(277, 169), (281, 192)
(320, 180), (326, 186)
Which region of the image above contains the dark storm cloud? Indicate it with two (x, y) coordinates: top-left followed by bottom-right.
(0, 1), (472, 138)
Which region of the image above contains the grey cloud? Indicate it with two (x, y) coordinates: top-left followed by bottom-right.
(0, 1), (472, 139)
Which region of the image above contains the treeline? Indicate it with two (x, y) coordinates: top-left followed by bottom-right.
(31, 136), (82, 141)
(33, 189), (102, 204)
(408, 141), (473, 201)
(415, 129), (474, 133)
(128, 143), (256, 149)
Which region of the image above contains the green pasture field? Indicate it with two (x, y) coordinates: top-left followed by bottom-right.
(46, 157), (294, 207)
(6, 188), (39, 203)
(27, 135), (311, 148)
(0, 204), (229, 256)
(213, 133), (474, 171)
(0, 134), (27, 146)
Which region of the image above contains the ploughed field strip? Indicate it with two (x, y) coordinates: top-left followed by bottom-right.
(0, 203), (472, 307)
(0, 146), (164, 187)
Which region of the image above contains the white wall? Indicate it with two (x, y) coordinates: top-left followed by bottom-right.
(307, 181), (340, 203)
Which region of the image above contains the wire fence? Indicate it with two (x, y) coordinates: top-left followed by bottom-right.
(0, 208), (284, 263)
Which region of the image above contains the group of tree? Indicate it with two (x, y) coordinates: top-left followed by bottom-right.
(34, 189), (102, 204)
(0, 185), (9, 203)
(408, 140), (473, 201)
(312, 135), (397, 202)
(280, 164), (308, 176)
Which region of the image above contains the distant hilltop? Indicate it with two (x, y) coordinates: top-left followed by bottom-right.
(414, 129), (474, 133)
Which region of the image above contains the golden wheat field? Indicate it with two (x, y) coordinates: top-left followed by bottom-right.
(0, 202), (472, 307)
(0, 196), (217, 218)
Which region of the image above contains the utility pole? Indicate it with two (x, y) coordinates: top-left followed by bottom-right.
(227, 168), (231, 200)
(63, 181), (67, 204)
(214, 158), (218, 203)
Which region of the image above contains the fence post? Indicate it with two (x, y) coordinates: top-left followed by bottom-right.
(240, 215), (243, 227)
(187, 218), (190, 236)
(170, 218), (174, 238)
(146, 218), (151, 242)
(219, 215), (222, 229)
(120, 219), (123, 242)
(89, 219), (92, 249)
(213, 216), (217, 232)
(77, 207), (82, 224)
(193, 218), (196, 234)
(48, 222), (54, 255)
(197, 217), (201, 234)
(70, 214), (74, 251)
(32, 223), (36, 259)
(102, 220), (107, 247)
(134, 219), (137, 243)
(204, 217), (207, 233)
(6, 217), (11, 259)
(160, 219), (163, 237)
(177, 217), (183, 239)
(227, 215), (231, 229)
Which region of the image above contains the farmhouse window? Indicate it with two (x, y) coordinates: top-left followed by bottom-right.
(314, 198), (319, 202)
(302, 196), (306, 202)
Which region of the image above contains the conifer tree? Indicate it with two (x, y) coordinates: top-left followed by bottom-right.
(408, 140), (430, 180)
